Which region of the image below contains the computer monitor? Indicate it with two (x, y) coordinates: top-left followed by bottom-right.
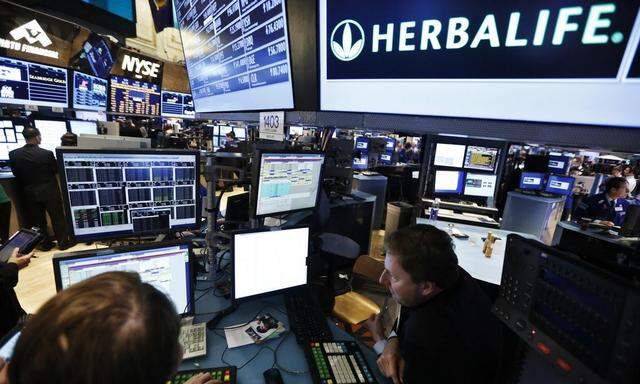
(545, 175), (575, 196)
(353, 156), (368, 170)
(548, 155), (571, 175)
(355, 137), (368, 150)
(464, 173), (497, 197)
(519, 172), (546, 191)
(464, 146), (499, 172)
(52, 242), (194, 315)
(524, 155), (550, 173)
(219, 126), (233, 136)
(379, 153), (393, 165)
(0, 120), (20, 161)
(289, 126), (304, 137)
(434, 170), (465, 194)
(434, 143), (466, 168)
(233, 227), (308, 300)
(56, 148), (201, 241)
(69, 120), (98, 136)
(233, 127), (246, 139)
(255, 152), (325, 217)
(34, 120), (68, 154)
(384, 138), (396, 151)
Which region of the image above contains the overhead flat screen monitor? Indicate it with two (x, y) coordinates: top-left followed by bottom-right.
(34, 120), (68, 154)
(161, 91), (195, 119)
(233, 227), (309, 300)
(53, 242), (193, 315)
(173, 0), (295, 112)
(109, 76), (161, 116)
(69, 120), (98, 136)
(434, 144), (466, 168)
(545, 175), (575, 196)
(73, 71), (108, 112)
(76, 111), (107, 122)
(0, 56), (68, 108)
(56, 149), (201, 241)
(464, 146), (499, 172)
(82, 0), (134, 22)
(464, 173), (497, 197)
(0, 120), (21, 161)
(434, 170), (465, 194)
(83, 33), (115, 79)
(256, 152), (325, 216)
(319, 0), (640, 128)
(548, 156), (571, 175)
(520, 172), (546, 191)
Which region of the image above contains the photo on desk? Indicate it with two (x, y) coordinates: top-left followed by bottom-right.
(245, 313), (279, 342)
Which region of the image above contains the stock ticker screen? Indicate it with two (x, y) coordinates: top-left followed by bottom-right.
(109, 75), (160, 116)
(174, 0), (295, 112)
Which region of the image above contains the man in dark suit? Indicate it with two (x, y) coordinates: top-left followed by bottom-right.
(9, 128), (73, 251)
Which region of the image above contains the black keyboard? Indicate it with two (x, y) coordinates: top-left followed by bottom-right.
(284, 289), (333, 344)
(168, 366), (237, 384)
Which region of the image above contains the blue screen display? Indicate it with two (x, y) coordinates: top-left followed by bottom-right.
(161, 91), (195, 119)
(0, 56), (68, 108)
(173, 0), (294, 112)
(73, 72), (108, 111)
(519, 172), (546, 190)
(82, 0), (134, 21)
(83, 34), (115, 79)
(355, 137), (368, 151)
(545, 175), (575, 196)
(353, 156), (368, 170)
(548, 156), (571, 175)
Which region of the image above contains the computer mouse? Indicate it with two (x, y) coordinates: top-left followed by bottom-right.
(263, 368), (284, 384)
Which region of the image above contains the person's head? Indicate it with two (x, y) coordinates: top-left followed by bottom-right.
(611, 167), (622, 177)
(403, 142), (412, 151)
(60, 132), (77, 147)
(604, 176), (629, 199)
(226, 131), (236, 141)
(9, 272), (181, 384)
(22, 127), (41, 145)
(380, 224), (460, 307)
(623, 166), (633, 177)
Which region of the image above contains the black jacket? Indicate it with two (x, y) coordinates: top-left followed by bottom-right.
(9, 144), (59, 201)
(397, 267), (502, 384)
(0, 262), (24, 339)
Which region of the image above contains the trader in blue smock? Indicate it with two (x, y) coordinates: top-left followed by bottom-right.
(574, 177), (630, 226)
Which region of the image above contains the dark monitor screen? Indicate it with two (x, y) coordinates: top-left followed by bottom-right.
(519, 172), (546, 191)
(57, 148), (201, 241)
(53, 242), (194, 315)
(545, 175), (575, 196)
(83, 33), (115, 79)
(524, 155), (550, 173)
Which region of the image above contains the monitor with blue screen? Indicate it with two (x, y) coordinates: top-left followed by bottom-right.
(73, 71), (108, 111)
(545, 175), (575, 196)
(355, 138), (368, 150)
(520, 172), (546, 191)
(52, 242), (194, 315)
(353, 156), (368, 170)
(548, 156), (571, 175)
(434, 170), (465, 194)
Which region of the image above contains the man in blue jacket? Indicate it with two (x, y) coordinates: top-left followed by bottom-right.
(574, 177), (630, 226)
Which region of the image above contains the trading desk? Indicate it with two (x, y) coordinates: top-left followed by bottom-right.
(184, 286), (389, 384)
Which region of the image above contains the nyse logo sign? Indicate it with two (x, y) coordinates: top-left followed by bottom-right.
(121, 54), (162, 79)
(326, 0), (640, 80)
(0, 19), (59, 59)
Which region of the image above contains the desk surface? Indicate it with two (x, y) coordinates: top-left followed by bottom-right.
(556, 221), (640, 246)
(186, 289), (389, 384)
(417, 219), (534, 285)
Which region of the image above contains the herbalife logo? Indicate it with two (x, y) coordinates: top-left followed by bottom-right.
(330, 19), (365, 61)
(10, 20), (52, 47)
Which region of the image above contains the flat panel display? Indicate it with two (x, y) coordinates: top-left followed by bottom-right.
(434, 144), (466, 168)
(82, 33), (115, 79)
(73, 71), (108, 111)
(69, 120), (97, 136)
(161, 90), (195, 119)
(81, 0), (134, 22)
(434, 170), (465, 194)
(57, 149), (200, 241)
(0, 120), (21, 161)
(0, 56), (68, 108)
(256, 152), (325, 216)
(520, 172), (545, 190)
(545, 175), (575, 196)
(464, 173), (497, 197)
(173, 0), (295, 112)
(319, 0), (640, 127)
(109, 75), (160, 116)
(464, 146), (499, 172)
(34, 120), (68, 154)
(548, 155), (571, 175)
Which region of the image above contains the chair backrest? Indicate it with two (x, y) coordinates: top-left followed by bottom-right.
(318, 232), (360, 260)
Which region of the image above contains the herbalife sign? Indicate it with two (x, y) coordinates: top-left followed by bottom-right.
(325, 1), (640, 80)
(0, 19), (59, 59)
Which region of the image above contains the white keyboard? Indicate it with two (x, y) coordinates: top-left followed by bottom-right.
(179, 323), (207, 359)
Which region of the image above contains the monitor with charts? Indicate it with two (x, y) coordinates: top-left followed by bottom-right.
(464, 173), (497, 197)
(52, 242), (194, 315)
(255, 152), (324, 217)
(233, 227), (308, 300)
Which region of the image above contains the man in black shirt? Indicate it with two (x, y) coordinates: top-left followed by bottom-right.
(9, 128), (73, 251)
(367, 224), (502, 384)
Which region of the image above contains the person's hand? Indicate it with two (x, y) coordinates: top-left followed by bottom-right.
(364, 313), (385, 342)
(377, 338), (405, 384)
(183, 372), (221, 384)
(8, 249), (34, 270)
(0, 357), (9, 384)
(601, 221), (615, 227)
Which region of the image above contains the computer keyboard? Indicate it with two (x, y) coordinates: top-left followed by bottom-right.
(168, 366), (237, 384)
(306, 341), (378, 384)
(284, 289), (333, 344)
(179, 322), (207, 359)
